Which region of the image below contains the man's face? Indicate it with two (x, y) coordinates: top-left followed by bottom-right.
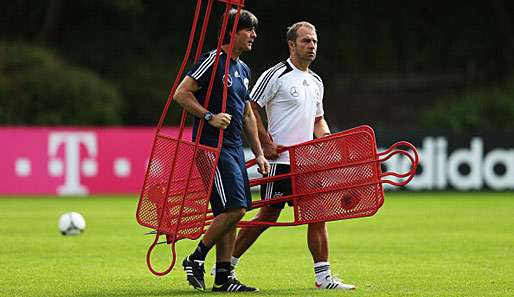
(233, 27), (257, 52)
(290, 26), (318, 62)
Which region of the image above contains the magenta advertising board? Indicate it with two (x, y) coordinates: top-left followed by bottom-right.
(0, 127), (191, 196)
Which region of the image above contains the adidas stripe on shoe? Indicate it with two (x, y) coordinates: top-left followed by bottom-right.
(212, 277), (259, 292)
(182, 257), (206, 290)
(315, 275), (356, 290)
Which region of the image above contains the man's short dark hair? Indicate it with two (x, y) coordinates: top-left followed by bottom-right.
(218, 8), (258, 44)
(286, 21), (316, 42)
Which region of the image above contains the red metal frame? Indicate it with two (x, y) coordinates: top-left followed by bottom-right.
(135, 0), (419, 277)
(199, 125), (418, 228)
(238, 125), (418, 227)
(135, 0), (246, 276)
(243, 126), (418, 226)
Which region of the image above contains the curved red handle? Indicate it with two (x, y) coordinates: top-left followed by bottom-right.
(146, 233), (177, 276)
(378, 141), (419, 187)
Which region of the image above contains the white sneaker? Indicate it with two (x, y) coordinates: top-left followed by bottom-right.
(315, 275), (356, 290)
(210, 264), (237, 279)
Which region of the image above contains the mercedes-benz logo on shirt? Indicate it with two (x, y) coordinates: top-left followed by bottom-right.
(223, 74), (232, 87)
(273, 192), (284, 198)
(290, 86), (299, 97)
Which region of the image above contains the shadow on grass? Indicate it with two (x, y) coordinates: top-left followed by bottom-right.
(77, 288), (205, 297)
(76, 287), (324, 297)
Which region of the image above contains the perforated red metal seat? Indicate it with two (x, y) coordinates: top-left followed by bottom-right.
(239, 125), (418, 227)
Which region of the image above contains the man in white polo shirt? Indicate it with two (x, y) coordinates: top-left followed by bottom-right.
(232, 21), (356, 290)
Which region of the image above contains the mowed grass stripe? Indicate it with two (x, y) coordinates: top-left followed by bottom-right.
(0, 193), (512, 297)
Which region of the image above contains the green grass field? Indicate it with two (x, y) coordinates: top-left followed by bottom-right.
(1, 192), (513, 297)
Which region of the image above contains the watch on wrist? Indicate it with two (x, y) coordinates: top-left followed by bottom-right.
(203, 111), (214, 121)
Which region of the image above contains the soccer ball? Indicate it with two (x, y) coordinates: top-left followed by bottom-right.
(58, 212), (86, 236)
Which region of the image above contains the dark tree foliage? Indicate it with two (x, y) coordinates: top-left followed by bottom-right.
(0, 43), (122, 125)
(1, 0), (513, 130)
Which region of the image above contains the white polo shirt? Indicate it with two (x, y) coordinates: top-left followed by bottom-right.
(250, 58), (324, 164)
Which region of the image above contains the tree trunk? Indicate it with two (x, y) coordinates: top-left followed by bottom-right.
(37, 0), (62, 43)
(491, 0), (514, 73)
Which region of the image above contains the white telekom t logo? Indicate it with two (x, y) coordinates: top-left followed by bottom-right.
(48, 132), (97, 196)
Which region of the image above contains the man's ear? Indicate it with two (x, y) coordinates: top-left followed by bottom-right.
(287, 40), (295, 49)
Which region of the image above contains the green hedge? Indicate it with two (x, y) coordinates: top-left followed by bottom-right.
(420, 81), (514, 133)
(0, 43), (122, 125)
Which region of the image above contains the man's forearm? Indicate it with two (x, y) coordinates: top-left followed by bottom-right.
(250, 102), (273, 145)
(244, 115), (265, 157)
(314, 118), (331, 138)
(174, 91), (208, 118)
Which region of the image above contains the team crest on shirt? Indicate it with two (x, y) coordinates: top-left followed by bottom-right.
(290, 86), (299, 97)
(303, 79), (309, 86)
(223, 74), (232, 87)
(273, 192), (284, 198)
(243, 78), (249, 89)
